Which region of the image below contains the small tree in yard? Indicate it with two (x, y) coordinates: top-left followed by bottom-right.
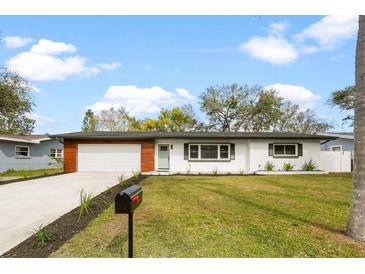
(347, 15), (365, 241)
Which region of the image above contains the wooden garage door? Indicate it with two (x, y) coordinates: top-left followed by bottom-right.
(77, 144), (141, 172)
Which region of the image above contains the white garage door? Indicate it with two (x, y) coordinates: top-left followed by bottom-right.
(78, 144), (141, 172)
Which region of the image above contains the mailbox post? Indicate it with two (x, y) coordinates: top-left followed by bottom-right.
(115, 184), (143, 258)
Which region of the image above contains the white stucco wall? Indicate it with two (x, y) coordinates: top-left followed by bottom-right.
(153, 138), (322, 173)
(155, 139), (249, 173)
(248, 139), (322, 172)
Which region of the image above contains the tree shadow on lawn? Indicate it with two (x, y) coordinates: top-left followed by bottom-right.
(198, 185), (345, 236)
(107, 233), (128, 257)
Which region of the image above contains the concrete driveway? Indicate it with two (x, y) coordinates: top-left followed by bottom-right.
(0, 172), (129, 255)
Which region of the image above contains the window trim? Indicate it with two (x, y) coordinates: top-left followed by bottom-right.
(50, 148), (64, 158)
(15, 145), (30, 158)
(273, 143), (298, 157)
(188, 143), (231, 161)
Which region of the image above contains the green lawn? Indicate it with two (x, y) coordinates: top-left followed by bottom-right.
(52, 173), (365, 258)
(0, 168), (62, 180)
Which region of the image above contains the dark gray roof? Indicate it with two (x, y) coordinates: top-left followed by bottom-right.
(50, 131), (336, 140)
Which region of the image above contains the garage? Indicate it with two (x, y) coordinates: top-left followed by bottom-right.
(77, 144), (141, 172)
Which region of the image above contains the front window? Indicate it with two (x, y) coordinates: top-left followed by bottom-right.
(189, 145), (199, 159)
(50, 148), (63, 158)
(188, 144), (230, 161)
(15, 145), (30, 158)
(273, 144), (297, 157)
(201, 145), (218, 159)
(220, 145), (229, 159)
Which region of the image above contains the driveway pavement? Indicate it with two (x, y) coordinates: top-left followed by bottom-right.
(0, 172), (129, 255)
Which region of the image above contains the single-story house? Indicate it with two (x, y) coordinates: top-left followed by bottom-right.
(0, 134), (64, 172)
(50, 131), (335, 174)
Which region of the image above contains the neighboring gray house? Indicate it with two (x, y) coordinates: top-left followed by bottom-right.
(320, 132), (354, 171)
(0, 134), (63, 172)
(320, 132), (354, 154)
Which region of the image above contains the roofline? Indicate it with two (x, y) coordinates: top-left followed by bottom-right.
(0, 136), (51, 144)
(319, 133), (354, 140)
(49, 132), (337, 141)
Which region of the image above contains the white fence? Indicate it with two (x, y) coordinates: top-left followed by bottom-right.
(320, 151), (352, 172)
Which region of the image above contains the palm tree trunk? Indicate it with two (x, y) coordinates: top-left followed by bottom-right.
(347, 15), (365, 241)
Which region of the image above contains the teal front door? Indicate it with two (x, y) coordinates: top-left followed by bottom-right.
(158, 144), (170, 171)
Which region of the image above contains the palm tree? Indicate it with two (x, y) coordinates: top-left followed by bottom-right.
(347, 15), (365, 241)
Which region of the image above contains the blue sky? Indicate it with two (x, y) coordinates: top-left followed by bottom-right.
(0, 16), (357, 133)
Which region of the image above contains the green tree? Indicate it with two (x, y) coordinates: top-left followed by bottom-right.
(288, 109), (332, 134)
(137, 105), (198, 132)
(158, 105), (197, 132)
(200, 84), (253, 132)
(0, 70), (35, 134)
(200, 83), (331, 133)
(272, 101), (300, 132)
(328, 85), (355, 124)
(81, 109), (97, 132)
(250, 89), (283, 132)
(347, 15), (365, 241)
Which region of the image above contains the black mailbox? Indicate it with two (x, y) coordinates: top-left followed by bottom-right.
(115, 184), (143, 258)
(115, 184), (143, 214)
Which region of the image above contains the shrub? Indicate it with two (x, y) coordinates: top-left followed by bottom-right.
(5, 168), (16, 174)
(34, 225), (53, 246)
(239, 169), (245, 175)
(283, 163), (295, 171)
(132, 170), (141, 181)
(79, 189), (94, 221)
(264, 161), (275, 171)
(302, 159), (317, 171)
(118, 174), (125, 184)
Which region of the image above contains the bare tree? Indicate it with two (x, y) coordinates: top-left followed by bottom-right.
(96, 107), (133, 131)
(347, 15), (365, 241)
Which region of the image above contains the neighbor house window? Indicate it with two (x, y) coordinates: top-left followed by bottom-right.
(188, 144), (230, 161)
(15, 145), (30, 158)
(331, 145), (342, 152)
(50, 149), (63, 158)
(273, 144), (297, 157)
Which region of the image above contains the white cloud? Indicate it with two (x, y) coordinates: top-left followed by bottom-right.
(294, 15), (358, 50)
(240, 35), (298, 65)
(265, 83), (321, 110)
(240, 16), (357, 65)
(6, 39), (120, 81)
(27, 113), (56, 126)
(97, 62), (121, 70)
(30, 39), (76, 55)
(4, 36), (33, 49)
(269, 21), (290, 36)
(175, 88), (195, 100)
(88, 85), (194, 116)
(299, 45), (319, 54)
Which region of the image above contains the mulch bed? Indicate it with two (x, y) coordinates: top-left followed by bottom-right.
(1, 175), (147, 258)
(0, 172), (66, 186)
